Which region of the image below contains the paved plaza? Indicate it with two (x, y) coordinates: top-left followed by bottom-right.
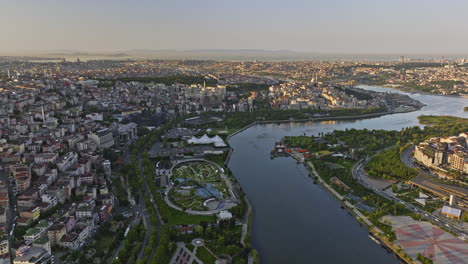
(382, 216), (468, 264)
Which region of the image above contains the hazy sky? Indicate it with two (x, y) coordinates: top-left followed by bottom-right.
(1, 0), (468, 54)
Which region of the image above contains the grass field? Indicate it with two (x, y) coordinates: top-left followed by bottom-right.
(157, 195), (216, 225)
(196, 246), (217, 264)
(324, 162), (344, 169)
(312, 150), (332, 158)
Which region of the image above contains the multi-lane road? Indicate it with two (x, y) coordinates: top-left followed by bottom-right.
(0, 168), (17, 261)
(351, 158), (467, 240)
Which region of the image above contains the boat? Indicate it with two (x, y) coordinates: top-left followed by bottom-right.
(368, 234), (381, 245)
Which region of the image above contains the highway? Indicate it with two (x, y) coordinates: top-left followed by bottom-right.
(351, 158), (467, 240)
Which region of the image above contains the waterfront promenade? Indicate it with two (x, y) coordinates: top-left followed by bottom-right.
(306, 162), (379, 231)
(306, 161), (418, 263)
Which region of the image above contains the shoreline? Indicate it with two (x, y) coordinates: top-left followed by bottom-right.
(226, 109), (414, 141)
(304, 161), (414, 264)
(224, 109), (420, 264)
(361, 82), (468, 99)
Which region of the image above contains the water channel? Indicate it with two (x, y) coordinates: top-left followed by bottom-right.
(227, 86), (468, 264)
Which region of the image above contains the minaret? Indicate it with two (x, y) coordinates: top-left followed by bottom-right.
(42, 106), (46, 123)
(311, 74), (317, 86)
(7, 70), (10, 79)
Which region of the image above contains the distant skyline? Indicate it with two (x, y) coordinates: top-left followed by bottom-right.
(2, 0), (468, 55)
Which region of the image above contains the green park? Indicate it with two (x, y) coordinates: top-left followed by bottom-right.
(170, 162), (229, 211)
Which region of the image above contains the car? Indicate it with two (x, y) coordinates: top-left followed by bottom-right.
(435, 219), (439, 222)
(424, 213), (428, 216)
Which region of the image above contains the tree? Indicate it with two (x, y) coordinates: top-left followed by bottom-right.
(138, 127), (150, 137)
(462, 211), (468, 222)
(195, 225), (204, 234)
(103, 149), (119, 162)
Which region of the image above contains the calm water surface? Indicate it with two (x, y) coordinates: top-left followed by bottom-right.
(227, 86), (468, 264)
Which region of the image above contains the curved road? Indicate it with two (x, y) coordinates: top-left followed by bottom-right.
(351, 156), (467, 239)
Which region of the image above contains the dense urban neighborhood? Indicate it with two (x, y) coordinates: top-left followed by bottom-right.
(0, 57), (467, 264)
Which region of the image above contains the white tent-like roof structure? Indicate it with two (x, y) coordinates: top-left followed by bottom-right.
(419, 192), (429, 199)
(187, 134), (227, 147)
(414, 198), (426, 205)
(441, 206), (461, 218)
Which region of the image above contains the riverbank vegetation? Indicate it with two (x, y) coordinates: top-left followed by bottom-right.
(309, 156), (414, 243)
(284, 116), (468, 242)
(417, 115), (468, 126)
(416, 253), (434, 264)
(193, 107), (385, 131)
(283, 136), (328, 152)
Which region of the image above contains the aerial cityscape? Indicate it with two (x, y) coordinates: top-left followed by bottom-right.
(1, 1), (468, 264)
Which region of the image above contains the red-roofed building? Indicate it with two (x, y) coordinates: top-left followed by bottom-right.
(99, 204), (112, 223)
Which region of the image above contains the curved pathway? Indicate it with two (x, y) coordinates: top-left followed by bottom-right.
(240, 196), (252, 248)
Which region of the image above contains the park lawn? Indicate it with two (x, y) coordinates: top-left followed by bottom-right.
(312, 150), (332, 158)
(196, 246), (218, 264)
(325, 157), (355, 168)
(417, 115), (468, 126)
(324, 162), (344, 169)
(185, 243), (195, 252)
(160, 203), (215, 225)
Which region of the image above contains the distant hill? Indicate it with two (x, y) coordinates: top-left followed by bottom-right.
(48, 51), (128, 57)
(181, 49), (296, 54)
(123, 49), (296, 54)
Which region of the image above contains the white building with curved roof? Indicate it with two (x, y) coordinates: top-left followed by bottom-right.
(187, 134), (227, 147)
